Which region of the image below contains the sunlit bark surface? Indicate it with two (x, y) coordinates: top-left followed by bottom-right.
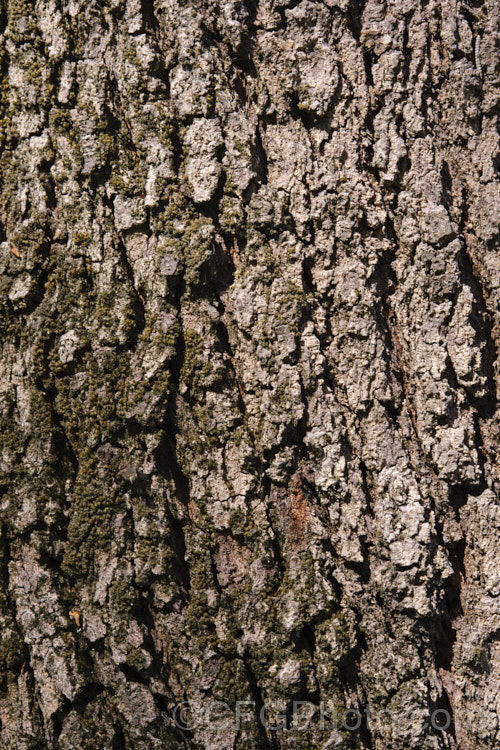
(1, 1), (500, 748)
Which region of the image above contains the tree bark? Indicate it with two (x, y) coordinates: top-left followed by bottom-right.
(1, 0), (500, 748)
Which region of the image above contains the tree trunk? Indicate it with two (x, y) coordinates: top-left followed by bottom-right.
(1, 0), (500, 748)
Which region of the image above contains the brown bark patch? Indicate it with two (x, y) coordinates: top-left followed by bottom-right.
(214, 536), (252, 590)
(276, 474), (311, 552)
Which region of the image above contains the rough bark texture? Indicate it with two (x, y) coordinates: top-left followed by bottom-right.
(1, 0), (500, 748)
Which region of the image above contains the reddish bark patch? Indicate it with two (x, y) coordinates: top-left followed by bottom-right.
(276, 474), (311, 552)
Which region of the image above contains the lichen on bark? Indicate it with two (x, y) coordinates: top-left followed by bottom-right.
(1, 0), (500, 748)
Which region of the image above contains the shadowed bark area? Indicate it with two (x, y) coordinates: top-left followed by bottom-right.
(1, 1), (500, 748)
